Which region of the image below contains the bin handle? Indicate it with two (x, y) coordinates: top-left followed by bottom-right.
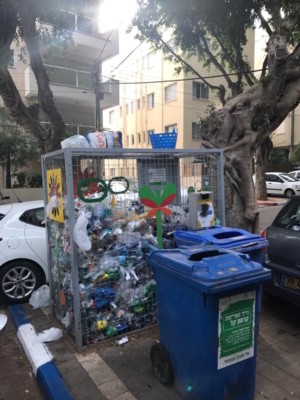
(240, 241), (259, 248)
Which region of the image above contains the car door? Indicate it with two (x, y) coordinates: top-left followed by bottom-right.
(268, 174), (284, 194)
(267, 198), (300, 270)
(24, 208), (47, 268)
(265, 174), (273, 194)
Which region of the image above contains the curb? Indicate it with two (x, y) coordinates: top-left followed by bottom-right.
(8, 304), (74, 400)
(257, 201), (287, 206)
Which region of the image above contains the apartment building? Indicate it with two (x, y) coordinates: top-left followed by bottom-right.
(0, 6), (119, 188)
(103, 28), (255, 150)
(255, 29), (300, 156)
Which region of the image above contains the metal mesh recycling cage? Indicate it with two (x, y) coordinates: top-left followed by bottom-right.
(42, 148), (225, 352)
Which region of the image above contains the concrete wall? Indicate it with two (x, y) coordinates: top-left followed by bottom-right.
(1, 189), (44, 204)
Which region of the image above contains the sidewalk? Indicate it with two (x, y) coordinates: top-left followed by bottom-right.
(0, 305), (43, 400)
(10, 295), (300, 400)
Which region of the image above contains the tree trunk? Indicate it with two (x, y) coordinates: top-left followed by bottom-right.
(6, 150), (11, 189)
(255, 137), (273, 201)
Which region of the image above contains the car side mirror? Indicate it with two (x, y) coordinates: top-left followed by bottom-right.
(0, 314), (8, 337)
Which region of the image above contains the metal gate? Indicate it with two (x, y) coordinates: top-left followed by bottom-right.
(42, 148), (224, 351)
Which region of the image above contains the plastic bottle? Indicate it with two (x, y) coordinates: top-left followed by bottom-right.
(127, 219), (146, 232)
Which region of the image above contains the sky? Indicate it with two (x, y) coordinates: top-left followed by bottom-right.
(99, 0), (138, 32)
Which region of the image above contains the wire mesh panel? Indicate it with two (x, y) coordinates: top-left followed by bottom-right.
(42, 148), (224, 351)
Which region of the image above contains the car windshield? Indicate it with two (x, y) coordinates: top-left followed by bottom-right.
(279, 174), (296, 182)
(273, 199), (300, 230)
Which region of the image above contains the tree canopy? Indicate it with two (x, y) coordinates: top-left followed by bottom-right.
(132, 0), (300, 230)
(0, 108), (37, 188)
(0, 0), (101, 153)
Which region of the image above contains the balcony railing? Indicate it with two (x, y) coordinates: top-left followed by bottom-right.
(44, 64), (93, 90)
(41, 10), (105, 38)
(44, 64), (112, 93)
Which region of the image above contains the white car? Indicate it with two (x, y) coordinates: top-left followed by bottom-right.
(253, 172), (300, 197)
(0, 200), (47, 303)
(288, 171), (300, 181)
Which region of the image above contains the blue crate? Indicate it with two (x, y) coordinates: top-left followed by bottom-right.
(149, 129), (177, 149)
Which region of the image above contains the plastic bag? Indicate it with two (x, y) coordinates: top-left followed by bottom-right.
(29, 285), (50, 309)
(61, 135), (89, 149)
(32, 327), (63, 345)
(73, 212), (92, 252)
(46, 195), (59, 217)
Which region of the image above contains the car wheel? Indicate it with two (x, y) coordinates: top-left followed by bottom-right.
(284, 188), (295, 198)
(0, 261), (43, 304)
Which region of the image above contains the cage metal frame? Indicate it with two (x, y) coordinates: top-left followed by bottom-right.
(42, 147), (225, 352)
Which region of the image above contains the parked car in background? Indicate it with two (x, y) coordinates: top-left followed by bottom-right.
(262, 196), (300, 305)
(253, 172), (300, 197)
(289, 171), (300, 180)
(0, 201), (47, 304)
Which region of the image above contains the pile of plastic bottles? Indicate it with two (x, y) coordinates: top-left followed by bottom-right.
(48, 195), (188, 345)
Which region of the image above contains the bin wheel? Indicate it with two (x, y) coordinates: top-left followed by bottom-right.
(150, 343), (174, 385)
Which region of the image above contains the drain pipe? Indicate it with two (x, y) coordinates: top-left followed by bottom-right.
(291, 110), (295, 155)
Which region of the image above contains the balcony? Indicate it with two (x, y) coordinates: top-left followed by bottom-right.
(40, 11), (119, 62)
(25, 65), (119, 109)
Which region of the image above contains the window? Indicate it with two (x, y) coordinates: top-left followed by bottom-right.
(126, 103), (129, 114)
(131, 134), (134, 145)
(132, 167), (135, 177)
(143, 96), (145, 108)
(23, 208), (45, 228)
(137, 99), (140, 110)
(111, 168), (115, 177)
(127, 168), (130, 176)
(138, 133), (141, 143)
(165, 124), (177, 133)
(137, 60), (140, 71)
(273, 199), (300, 230)
(193, 82), (209, 100)
(147, 52), (154, 68)
(8, 49), (14, 67)
(266, 174), (283, 183)
(131, 101), (134, 113)
(192, 122), (201, 139)
(127, 135), (129, 146)
(142, 56), (146, 69)
(119, 106), (122, 118)
(165, 83), (177, 102)
(143, 131), (146, 142)
(109, 110), (116, 123)
(19, 211), (29, 223)
(148, 93), (154, 109)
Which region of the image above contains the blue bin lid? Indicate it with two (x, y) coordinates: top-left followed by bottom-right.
(173, 227), (267, 248)
(146, 245), (271, 293)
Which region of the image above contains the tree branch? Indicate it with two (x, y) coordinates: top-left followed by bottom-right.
(11, 0), (65, 152)
(256, 9), (273, 36)
(261, 55), (268, 79)
(155, 32), (227, 105)
(0, 69), (46, 152)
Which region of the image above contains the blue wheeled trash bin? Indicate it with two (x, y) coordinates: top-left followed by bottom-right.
(146, 245), (271, 400)
(173, 227), (269, 314)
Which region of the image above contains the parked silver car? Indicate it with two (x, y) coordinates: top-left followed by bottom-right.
(263, 196), (300, 305)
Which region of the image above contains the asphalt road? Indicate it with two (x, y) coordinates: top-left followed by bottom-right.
(259, 205), (283, 232)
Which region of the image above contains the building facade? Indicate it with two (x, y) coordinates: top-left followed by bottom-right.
(103, 28), (255, 150)
(0, 7), (119, 188)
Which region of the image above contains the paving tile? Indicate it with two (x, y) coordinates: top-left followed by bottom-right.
(110, 390), (138, 400)
(89, 363), (117, 386)
(69, 379), (105, 400)
(98, 378), (128, 399)
(56, 359), (92, 388)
